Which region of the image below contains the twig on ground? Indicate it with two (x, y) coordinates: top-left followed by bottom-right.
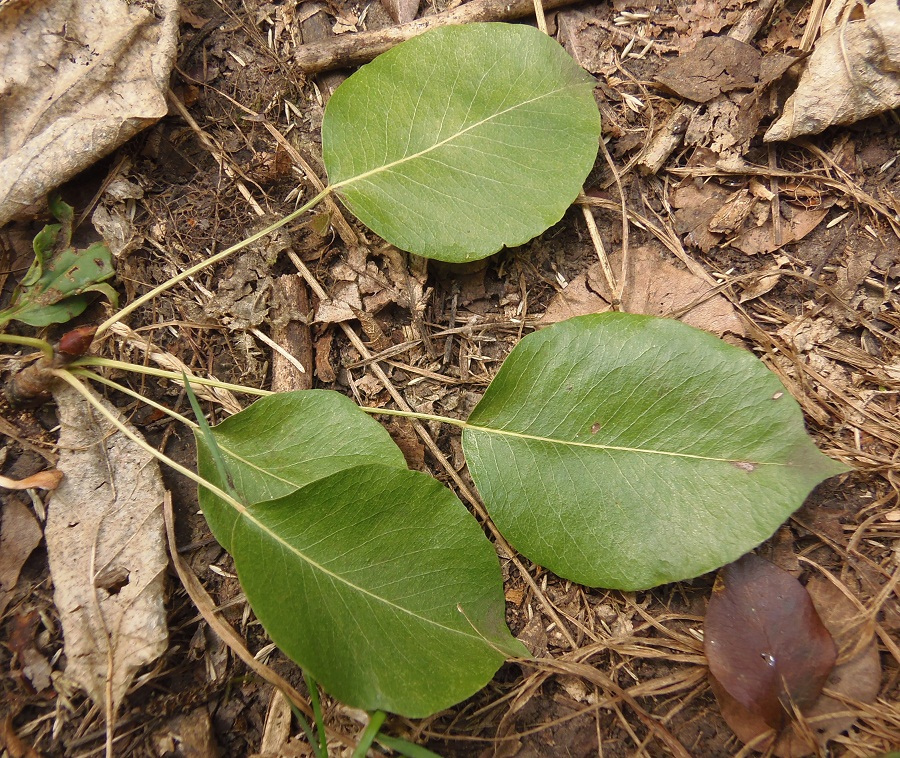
(294, 0), (583, 74)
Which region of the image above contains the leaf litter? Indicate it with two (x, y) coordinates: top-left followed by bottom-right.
(2, 0), (900, 752)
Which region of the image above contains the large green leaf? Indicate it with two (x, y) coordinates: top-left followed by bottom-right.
(196, 390), (406, 551)
(321, 23), (600, 262)
(229, 463), (527, 716)
(462, 314), (849, 590)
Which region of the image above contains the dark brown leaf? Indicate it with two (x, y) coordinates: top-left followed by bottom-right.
(705, 554), (837, 732)
(655, 37), (760, 103)
(707, 571), (881, 757)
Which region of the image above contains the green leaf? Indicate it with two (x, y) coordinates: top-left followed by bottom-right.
(196, 390), (407, 552)
(322, 23), (600, 263)
(462, 314), (849, 590)
(229, 463), (527, 717)
(1, 196), (117, 328)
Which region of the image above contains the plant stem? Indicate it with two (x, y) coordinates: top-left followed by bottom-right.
(72, 369), (198, 429)
(375, 734), (445, 758)
(51, 370), (248, 514)
(303, 672), (328, 757)
(351, 711), (387, 758)
(358, 405), (466, 428)
(0, 333), (54, 361)
(76, 357), (468, 430)
(94, 188), (332, 338)
(71, 357), (273, 397)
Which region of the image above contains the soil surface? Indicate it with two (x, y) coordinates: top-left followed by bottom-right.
(1, 0), (899, 755)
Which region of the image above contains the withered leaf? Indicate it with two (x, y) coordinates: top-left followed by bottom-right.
(0, 499), (43, 616)
(46, 380), (168, 718)
(655, 37), (760, 103)
(708, 572), (881, 757)
(705, 554), (836, 733)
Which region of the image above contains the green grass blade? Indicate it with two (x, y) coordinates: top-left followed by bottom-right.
(351, 711), (387, 758)
(376, 734), (445, 758)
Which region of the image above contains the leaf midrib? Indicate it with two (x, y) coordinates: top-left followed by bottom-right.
(329, 81), (589, 192)
(464, 423), (784, 466)
(217, 460), (496, 646)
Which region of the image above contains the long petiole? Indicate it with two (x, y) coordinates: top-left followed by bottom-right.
(51, 370), (247, 514)
(71, 357), (273, 397)
(94, 188), (332, 338)
(358, 404), (466, 428)
(71, 369), (198, 429)
(303, 672), (328, 758)
(76, 356), (467, 429)
(0, 333), (54, 361)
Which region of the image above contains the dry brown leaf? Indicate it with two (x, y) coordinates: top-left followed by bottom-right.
(655, 37), (760, 103)
(380, 0), (419, 24)
(670, 181), (731, 252)
(739, 256), (789, 303)
(0, 469), (62, 491)
(45, 380), (168, 718)
(730, 208), (829, 256)
(538, 272), (607, 325)
(0, 0), (178, 225)
(0, 499), (43, 617)
(765, 0), (900, 141)
(541, 246), (745, 338)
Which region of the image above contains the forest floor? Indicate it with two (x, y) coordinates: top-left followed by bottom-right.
(1, 0), (899, 755)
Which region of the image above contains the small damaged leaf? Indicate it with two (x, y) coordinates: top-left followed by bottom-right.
(705, 554), (837, 736)
(0, 196), (117, 328)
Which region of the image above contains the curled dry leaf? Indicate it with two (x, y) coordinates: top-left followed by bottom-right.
(0, 469), (62, 491)
(0, 0), (178, 225)
(765, 0), (900, 141)
(45, 381), (168, 717)
(706, 555), (849, 757)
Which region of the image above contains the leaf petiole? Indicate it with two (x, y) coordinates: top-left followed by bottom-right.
(94, 188), (332, 339)
(0, 333), (55, 361)
(71, 356), (273, 397)
(50, 370), (248, 515)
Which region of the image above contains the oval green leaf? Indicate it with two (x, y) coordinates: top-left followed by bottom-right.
(230, 463), (527, 717)
(321, 23), (600, 262)
(196, 390), (406, 551)
(462, 314), (849, 590)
